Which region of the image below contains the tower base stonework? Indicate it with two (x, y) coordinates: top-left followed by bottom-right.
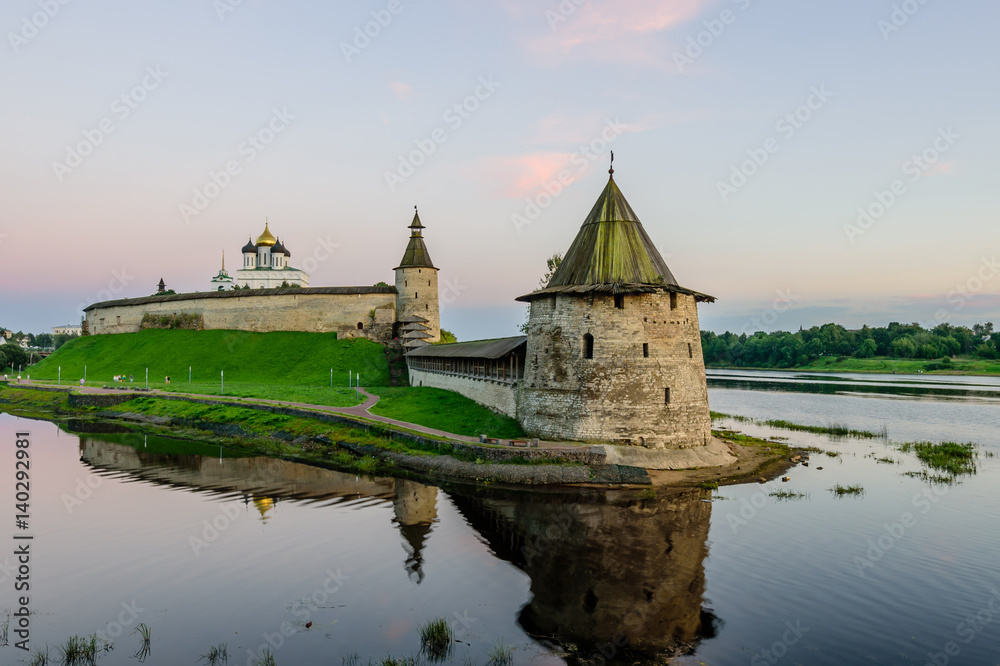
(516, 291), (711, 449)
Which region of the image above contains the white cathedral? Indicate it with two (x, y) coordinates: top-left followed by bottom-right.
(210, 222), (310, 291)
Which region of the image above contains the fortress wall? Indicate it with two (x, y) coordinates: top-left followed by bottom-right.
(517, 292), (711, 448)
(86, 291), (397, 340)
(407, 368), (518, 419)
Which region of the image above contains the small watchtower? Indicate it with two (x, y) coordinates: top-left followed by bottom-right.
(394, 208), (440, 344)
(515, 165), (715, 449)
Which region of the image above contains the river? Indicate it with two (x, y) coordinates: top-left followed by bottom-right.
(0, 370), (997, 665)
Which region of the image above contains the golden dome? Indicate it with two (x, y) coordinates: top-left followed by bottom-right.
(256, 222), (276, 247)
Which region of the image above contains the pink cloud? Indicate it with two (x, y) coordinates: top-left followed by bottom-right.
(508, 0), (712, 65)
(478, 152), (581, 198)
(389, 80), (414, 100)
(925, 161), (956, 177)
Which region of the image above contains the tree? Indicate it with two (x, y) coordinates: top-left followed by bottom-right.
(53, 333), (78, 350)
(855, 339), (878, 358)
(539, 253), (563, 288)
(521, 253), (565, 333)
(34, 333), (53, 348)
(1, 344), (28, 370)
(437, 329), (457, 344)
(374, 281), (391, 288)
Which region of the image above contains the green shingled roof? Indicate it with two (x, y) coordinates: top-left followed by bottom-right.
(395, 210), (436, 269)
(516, 174), (714, 303)
(554, 175), (675, 286)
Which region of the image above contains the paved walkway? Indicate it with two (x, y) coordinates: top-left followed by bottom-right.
(15, 381), (587, 451)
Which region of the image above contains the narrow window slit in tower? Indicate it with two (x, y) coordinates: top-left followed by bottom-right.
(614, 294), (625, 310)
(688, 343), (693, 358)
(670, 292), (678, 310)
(583, 334), (594, 359)
(643, 343), (649, 358)
(664, 388), (671, 404)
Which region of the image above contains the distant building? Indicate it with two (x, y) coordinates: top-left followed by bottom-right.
(236, 222), (309, 289)
(209, 253), (235, 291)
(1, 330), (11, 341)
(52, 324), (82, 336)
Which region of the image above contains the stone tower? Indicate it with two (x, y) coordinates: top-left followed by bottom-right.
(515, 169), (715, 449)
(394, 208), (440, 343)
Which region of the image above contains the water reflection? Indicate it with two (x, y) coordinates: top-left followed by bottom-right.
(450, 488), (719, 660)
(73, 430), (717, 662)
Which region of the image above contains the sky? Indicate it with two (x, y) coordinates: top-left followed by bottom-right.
(1, 0), (998, 341)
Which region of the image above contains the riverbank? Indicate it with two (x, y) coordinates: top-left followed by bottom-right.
(0, 383), (796, 491)
(708, 355), (1000, 376)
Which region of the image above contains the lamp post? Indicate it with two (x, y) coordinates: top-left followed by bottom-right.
(221, 370), (224, 395)
(145, 368), (148, 390)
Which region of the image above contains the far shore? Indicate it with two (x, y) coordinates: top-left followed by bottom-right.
(707, 358), (1000, 378)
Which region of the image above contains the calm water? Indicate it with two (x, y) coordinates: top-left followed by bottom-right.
(0, 371), (998, 665)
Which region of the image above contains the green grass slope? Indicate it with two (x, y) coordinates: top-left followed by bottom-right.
(367, 387), (526, 439)
(27, 330), (391, 386)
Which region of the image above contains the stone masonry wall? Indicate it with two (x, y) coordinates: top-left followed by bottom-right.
(517, 291), (711, 449)
(86, 292), (397, 341)
(408, 367), (518, 418)
(395, 267), (440, 342)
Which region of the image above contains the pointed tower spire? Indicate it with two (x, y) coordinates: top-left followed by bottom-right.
(396, 206), (434, 268)
(221, 251), (226, 272)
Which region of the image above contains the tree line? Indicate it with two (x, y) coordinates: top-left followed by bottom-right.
(701, 322), (1000, 368)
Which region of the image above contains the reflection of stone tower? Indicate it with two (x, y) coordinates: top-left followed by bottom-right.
(515, 167), (715, 449)
(394, 208), (440, 344)
(450, 488), (716, 658)
(392, 480), (438, 584)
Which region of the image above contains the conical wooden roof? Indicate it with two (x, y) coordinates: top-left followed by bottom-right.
(395, 209), (435, 269)
(517, 174), (714, 303)
(550, 175), (675, 287)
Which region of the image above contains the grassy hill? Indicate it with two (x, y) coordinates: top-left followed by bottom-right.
(26, 330), (391, 387)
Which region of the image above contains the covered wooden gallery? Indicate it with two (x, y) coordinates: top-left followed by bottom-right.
(406, 336), (527, 384)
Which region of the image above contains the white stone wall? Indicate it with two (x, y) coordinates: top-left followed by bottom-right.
(408, 368), (518, 419)
(86, 291), (397, 340)
(235, 267), (309, 289)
